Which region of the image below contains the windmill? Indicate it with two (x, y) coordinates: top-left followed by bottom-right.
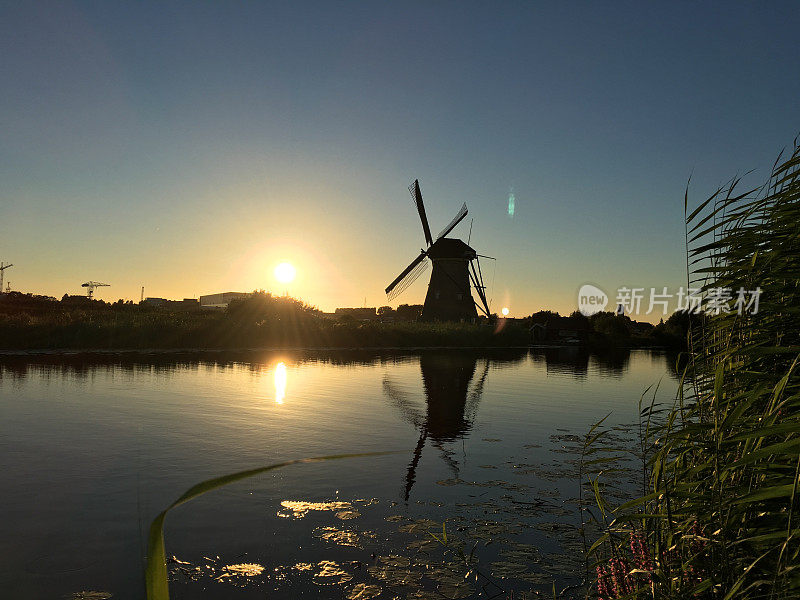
(0, 262), (12, 294)
(82, 281), (110, 299)
(384, 180), (491, 321)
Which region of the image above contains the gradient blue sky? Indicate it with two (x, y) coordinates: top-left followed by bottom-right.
(2, 1), (798, 318)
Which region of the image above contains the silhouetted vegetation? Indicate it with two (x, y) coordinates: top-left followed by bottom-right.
(523, 309), (691, 350)
(0, 288), (691, 352)
(0, 291), (533, 350)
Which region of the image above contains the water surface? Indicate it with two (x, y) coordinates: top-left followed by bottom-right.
(0, 348), (678, 599)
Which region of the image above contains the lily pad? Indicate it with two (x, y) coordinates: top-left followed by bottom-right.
(336, 509), (361, 520)
(313, 560), (353, 586)
(346, 582), (382, 599)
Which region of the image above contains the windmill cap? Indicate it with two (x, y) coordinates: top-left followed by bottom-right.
(427, 237), (477, 259)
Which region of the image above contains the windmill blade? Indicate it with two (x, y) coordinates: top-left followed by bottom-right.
(474, 259), (491, 317)
(387, 257), (428, 301)
(436, 203), (468, 240)
(389, 259), (427, 301)
(409, 180), (434, 247)
(404, 429), (427, 502)
(465, 360), (490, 421)
(431, 439), (460, 479)
(382, 375), (426, 428)
(385, 251), (428, 299)
(469, 259), (491, 317)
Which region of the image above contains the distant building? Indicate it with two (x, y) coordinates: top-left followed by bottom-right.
(142, 297), (168, 307)
(334, 307), (378, 321)
(142, 297), (200, 310)
(61, 294), (93, 305)
(200, 292), (249, 309)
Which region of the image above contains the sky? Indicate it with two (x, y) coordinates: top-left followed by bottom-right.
(1, 1), (798, 319)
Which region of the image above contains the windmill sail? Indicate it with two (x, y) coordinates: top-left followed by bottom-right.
(469, 258), (491, 316)
(387, 257), (428, 301)
(409, 180), (433, 247)
(385, 251), (428, 299)
(436, 203), (468, 240)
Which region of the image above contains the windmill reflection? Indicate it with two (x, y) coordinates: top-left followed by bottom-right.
(383, 352), (489, 501)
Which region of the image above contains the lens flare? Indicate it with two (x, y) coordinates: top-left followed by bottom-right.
(274, 361), (287, 404)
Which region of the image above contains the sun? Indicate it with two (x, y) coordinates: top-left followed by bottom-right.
(274, 262), (296, 284)
(501, 307), (509, 317)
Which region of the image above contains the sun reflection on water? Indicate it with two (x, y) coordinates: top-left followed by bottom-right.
(274, 362), (287, 404)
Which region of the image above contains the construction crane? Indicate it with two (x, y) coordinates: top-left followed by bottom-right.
(0, 262), (13, 294)
(82, 281), (110, 299)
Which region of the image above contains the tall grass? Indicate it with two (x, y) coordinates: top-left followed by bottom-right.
(587, 140), (800, 598)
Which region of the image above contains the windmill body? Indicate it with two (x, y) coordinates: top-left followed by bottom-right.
(385, 180), (491, 322)
(422, 238), (478, 321)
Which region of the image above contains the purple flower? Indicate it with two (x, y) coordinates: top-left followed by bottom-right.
(609, 557), (633, 596)
(597, 564), (611, 599)
(630, 530), (653, 577)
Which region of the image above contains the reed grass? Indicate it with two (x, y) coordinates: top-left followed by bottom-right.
(585, 140), (800, 598)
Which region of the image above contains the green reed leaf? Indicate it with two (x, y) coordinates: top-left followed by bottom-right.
(145, 451), (397, 600)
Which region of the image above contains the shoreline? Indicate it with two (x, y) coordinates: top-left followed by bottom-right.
(0, 343), (675, 359)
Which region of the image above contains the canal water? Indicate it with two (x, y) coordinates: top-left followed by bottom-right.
(0, 348), (678, 599)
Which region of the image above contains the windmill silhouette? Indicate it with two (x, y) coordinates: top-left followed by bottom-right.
(385, 180), (491, 321)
